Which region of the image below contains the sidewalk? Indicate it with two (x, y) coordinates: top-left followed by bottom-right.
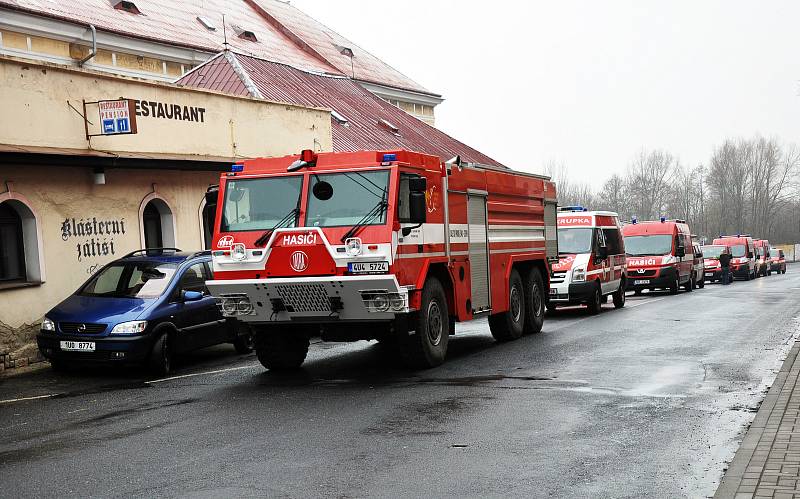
(716, 340), (800, 498)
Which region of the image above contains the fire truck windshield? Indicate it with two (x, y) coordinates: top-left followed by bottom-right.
(220, 176), (303, 232)
(624, 235), (673, 256)
(306, 170), (390, 228)
(557, 228), (594, 254)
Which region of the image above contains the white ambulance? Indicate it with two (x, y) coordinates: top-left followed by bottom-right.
(548, 207), (627, 314)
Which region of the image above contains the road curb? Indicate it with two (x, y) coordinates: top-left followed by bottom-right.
(714, 338), (800, 498)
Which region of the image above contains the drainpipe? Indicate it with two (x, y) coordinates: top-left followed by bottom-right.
(78, 24), (97, 67)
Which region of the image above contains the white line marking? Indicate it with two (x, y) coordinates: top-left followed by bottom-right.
(0, 394), (58, 405)
(145, 364), (257, 384)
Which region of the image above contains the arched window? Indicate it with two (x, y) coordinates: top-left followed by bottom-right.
(139, 195), (176, 249)
(0, 194), (45, 285)
(0, 202), (25, 281)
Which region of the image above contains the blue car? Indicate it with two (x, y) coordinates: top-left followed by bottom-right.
(37, 249), (253, 374)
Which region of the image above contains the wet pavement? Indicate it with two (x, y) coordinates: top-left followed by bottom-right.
(1, 270), (799, 498)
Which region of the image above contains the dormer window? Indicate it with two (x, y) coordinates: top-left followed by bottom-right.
(378, 118), (400, 136)
(112, 0), (141, 15)
(233, 26), (258, 42)
(331, 110), (349, 127)
(197, 16), (216, 31)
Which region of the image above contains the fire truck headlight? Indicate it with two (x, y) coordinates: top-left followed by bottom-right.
(221, 298), (238, 316)
(572, 266), (586, 282)
(345, 237), (362, 256)
(236, 297), (254, 315)
(389, 293), (406, 311)
(371, 294), (390, 312)
(231, 243), (247, 261)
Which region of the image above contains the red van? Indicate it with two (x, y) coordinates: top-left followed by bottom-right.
(712, 235), (756, 280)
(769, 247), (787, 274)
(753, 239), (771, 276)
(622, 218), (696, 294)
(701, 244), (732, 283)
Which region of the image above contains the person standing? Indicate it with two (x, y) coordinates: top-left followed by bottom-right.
(719, 249), (733, 285)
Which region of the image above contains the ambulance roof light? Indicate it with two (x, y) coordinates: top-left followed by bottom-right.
(558, 205), (587, 212)
(382, 153), (397, 162)
(631, 216), (638, 224)
(231, 163), (244, 172)
(660, 216), (666, 223)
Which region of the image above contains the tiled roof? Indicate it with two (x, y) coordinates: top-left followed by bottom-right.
(248, 0), (438, 97)
(0, 0), (438, 96)
(178, 52), (502, 167)
(0, 0), (338, 73)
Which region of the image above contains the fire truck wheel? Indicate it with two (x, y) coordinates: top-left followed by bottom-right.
(612, 284), (625, 309)
(586, 283), (602, 315)
(698, 276), (705, 288)
(255, 332), (309, 370)
(233, 329), (255, 354)
(489, 269), (526, 341)
(523, 268), (545, 335)
(401, 278), (449, 368)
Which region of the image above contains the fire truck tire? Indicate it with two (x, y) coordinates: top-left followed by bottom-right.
(401, 278), (449, 368)
(612, 284), (625, 309)
(523, 268), (545, 335)
(698, 276), (705, 288)
(586, 283), (602, 315)
(255, 332), (309, 370)
(489, 269), (526, 341)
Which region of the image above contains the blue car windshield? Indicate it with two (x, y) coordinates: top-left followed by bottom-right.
(79, 262), (178, 298)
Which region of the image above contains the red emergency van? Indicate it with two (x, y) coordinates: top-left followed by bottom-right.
(701, 244), (732, 283)
(622, 218), (696, 294)
(753, 239), (771, 276)
(712, 235), (756, 280)
(769, 247), (787, 274)
(548, 207), (627, 314)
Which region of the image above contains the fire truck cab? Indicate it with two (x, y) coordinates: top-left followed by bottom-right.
(622, 218), (696, 294)
(548, 208), (627, 314)
(205, 149), (558, 370)
(712, 235), (756, 280)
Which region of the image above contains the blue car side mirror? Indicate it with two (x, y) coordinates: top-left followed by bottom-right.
(182, 290), (203, 302)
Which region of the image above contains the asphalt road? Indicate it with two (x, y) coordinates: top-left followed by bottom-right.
(2, 269), (799, 498)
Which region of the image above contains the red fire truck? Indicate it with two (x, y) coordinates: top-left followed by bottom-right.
(205, 149), (558, 370)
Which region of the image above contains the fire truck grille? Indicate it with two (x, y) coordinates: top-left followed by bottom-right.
(633, 269), (657, 277)
(550, 271), (567, 284)
(274, 284), (331, 313)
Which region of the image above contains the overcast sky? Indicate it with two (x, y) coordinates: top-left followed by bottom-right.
(292, 0), (800, 183)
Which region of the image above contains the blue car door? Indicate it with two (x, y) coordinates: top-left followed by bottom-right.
(171, 261), (221, 351)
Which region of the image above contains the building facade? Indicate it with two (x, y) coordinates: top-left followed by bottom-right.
(0, 55), (331, 370)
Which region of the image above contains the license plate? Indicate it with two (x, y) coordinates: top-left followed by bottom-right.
(348, 261), (389, 274)
(60, 340), (95, 352)
(549, 288), (557, 295)
(634, 279), (650, 285)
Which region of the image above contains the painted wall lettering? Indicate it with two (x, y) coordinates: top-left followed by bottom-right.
(61, 217), (126, 262)
(134, 100), (206, 123)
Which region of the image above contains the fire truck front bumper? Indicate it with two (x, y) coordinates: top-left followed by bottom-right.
(207, 275), (411, 324)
